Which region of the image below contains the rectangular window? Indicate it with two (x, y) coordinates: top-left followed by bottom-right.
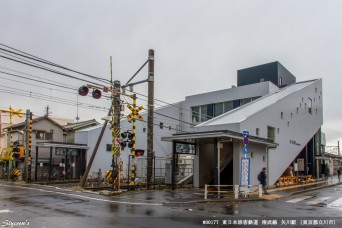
(267, 126), (276, 143)
(36, 131), (45, 140)
(45, 132), (53, 140)
(240, 98), (251, 106)
(214, 103), (224, 117)
(308, 98), (312, 114)
(160, 122), (164, 129)
(256, 128), (259, 136)
(106, 144), (112, 152)
(200, 105), (208, 122)
(224, 101), (234, 113)
(191, 106), (200, 124)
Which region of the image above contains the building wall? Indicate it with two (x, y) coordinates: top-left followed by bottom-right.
(240, 79), (323, 185)
(198, 143), (214, 186)
(237, 61), (296, 87)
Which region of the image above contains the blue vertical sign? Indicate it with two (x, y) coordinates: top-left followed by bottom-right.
(243, 130), (249, 155)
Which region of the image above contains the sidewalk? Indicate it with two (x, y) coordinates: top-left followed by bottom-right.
(197, 177), (342, 203)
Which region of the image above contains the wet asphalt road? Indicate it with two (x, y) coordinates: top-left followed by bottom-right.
(0, 183), (204, 228)
(0, 182), (341, 228)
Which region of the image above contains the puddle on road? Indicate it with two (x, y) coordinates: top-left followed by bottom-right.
(224, 205), (239, 215)
(109, 203), (119, 212)
(126, 205), (136, 214)
(145, 209), (154, 216)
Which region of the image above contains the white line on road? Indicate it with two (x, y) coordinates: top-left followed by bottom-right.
(306, 197), (330, 205)
(0, 209), (14, 213)
(0, 184), (162, 206)
(327, 197), (342, 208)
(286, 196), (313, 203)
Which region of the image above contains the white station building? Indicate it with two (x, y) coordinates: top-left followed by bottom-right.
(76, 62), (324, 189)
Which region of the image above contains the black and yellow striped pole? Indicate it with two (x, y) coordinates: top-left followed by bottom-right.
(126, 94), (143, 187)
(110, 57), (121, 190)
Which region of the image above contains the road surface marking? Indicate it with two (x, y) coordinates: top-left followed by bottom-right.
(306, 197), (330, 205)
(0, 183), (162, 206)
(0, 209), (14, 213)
(327, 197), (342, 208)
(286, 196), (313, 203)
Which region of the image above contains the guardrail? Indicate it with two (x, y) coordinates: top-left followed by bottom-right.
(204, 184), (263, 199)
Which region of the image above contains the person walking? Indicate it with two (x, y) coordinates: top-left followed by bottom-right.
(324, 164), (330, 183)
(337, 168), (341, 182)
(258, 167), (268, 194)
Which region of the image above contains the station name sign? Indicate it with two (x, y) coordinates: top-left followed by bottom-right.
(175, 142), (196, 155)
(290, 140), (301, 146)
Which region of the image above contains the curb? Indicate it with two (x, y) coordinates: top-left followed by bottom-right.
(290, 182), (341, 196)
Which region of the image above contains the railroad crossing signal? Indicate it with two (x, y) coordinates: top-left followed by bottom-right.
(126, 104), (143, 120)
(0, 107), (24, 118)
(9, 107), (23, 118)
(135, 149), (144, 157)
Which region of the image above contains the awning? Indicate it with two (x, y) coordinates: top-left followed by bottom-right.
(161, 130), (278, 147)
(36, 141), (89, 150)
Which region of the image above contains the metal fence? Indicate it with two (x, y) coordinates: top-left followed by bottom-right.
(204, 184), (263, 199)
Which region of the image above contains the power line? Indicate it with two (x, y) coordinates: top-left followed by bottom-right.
(0, 54), (105, 87)
(0, 85), (108, 112)
(0, 65), (75, 90)
(0, 70), (75, 91)
(0, 43), (109, 83)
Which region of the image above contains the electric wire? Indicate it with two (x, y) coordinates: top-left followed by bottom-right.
(0, 43), (109, 83)
(0, 65), (76, 90)
(0, 70), (75, 91)
(0, 85), (108, 112)
(0, 54), (105, 87)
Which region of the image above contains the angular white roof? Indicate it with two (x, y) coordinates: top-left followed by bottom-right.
(196, 80), (318, 127)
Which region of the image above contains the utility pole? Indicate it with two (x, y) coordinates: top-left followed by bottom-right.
(23, 110), (32, 183)
(111, 79), (121, 190)
(147, 49), (154, 188)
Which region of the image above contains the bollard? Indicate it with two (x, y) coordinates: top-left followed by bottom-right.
(259, 184), (263, 198)
(204, 184), (207, 200)
(234, 185), (239, 199)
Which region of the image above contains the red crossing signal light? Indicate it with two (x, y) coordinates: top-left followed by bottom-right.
(78, 86), (89, 96)
(92, 89), (102, 99)
(135, 149), (144, 157)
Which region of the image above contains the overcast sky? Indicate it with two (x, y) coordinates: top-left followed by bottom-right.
(0, 0), (341, 146)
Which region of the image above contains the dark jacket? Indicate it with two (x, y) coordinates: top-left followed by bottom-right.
(259, 170), (267, 185)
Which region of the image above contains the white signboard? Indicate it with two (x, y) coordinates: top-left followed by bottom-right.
(297, 158), (304, 171)
(240, 158), (250, 186)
